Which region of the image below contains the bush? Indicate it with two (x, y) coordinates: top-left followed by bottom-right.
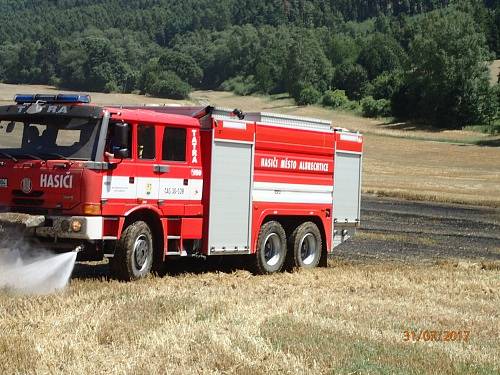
(344, 100), (360, 112)
(322, 90), (349, 108)
(332, 63), (368, 100)
(297, 86), (321, 105)
(368, 71), (403, 100)
(148, 71), (191, 99)
(104, 81), (119, 93)
(220, 75), (257, 96)
(360, 96), (391, 117)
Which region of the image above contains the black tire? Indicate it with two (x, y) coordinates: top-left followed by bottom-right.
(289, 222), (322, 269)
(254, 221), (287, 274)
(109, 221), (154, 281)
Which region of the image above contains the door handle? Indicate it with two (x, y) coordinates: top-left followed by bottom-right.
(153, 164), (170, 173)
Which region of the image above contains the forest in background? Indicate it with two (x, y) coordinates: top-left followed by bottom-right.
(0, 0), (498, 130)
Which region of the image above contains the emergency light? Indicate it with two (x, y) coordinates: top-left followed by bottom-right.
(14, 93), (91, 104)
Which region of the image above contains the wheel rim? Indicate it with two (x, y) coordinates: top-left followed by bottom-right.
(133, 234), (150, 271)
(263, 233), (281, 267)
(299, 233), (318, 265)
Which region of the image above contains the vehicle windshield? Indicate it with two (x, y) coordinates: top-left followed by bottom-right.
(0, 117), (102, 160)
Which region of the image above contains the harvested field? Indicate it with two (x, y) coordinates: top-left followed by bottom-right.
(1, 264), (498, 374)
(1, 196), (499, 374)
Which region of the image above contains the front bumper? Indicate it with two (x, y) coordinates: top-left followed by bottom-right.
(0, 213), (104, 240)
(35, 216), (104, 240)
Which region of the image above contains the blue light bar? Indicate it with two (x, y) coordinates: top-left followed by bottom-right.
(14, 93), (91, 104)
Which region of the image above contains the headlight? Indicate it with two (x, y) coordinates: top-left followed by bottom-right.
(83, 203), (101, 215)
(70, 219), (82, 232)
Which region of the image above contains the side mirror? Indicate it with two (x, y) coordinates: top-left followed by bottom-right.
(110, 122), (130, 159)
(114, 148), (129, 159)
(6, 122), (15, 133)
(113, 122), (130, 149)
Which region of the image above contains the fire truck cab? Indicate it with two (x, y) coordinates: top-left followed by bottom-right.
(0, 94), (363, 280)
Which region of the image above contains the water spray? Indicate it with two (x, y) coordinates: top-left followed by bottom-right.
(0, 220), (78, 295)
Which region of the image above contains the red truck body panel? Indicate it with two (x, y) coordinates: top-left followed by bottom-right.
(0, 101), (363, 260)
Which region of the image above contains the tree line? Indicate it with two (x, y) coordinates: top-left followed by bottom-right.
(0, 0), (498, 130)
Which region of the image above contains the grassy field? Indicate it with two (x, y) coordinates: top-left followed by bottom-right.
(0, 84), (499, 374)
(0, 260), (498, 374)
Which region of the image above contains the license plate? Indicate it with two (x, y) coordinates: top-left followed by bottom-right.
(0, 178), (7, 188)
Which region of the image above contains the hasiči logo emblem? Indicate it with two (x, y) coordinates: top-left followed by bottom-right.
(40, 174), (73, 189)
(21, 177), (32, 194)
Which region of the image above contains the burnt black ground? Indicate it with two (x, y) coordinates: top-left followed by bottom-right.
(337, 195), (500, 264)
(14, 195), (499, 279)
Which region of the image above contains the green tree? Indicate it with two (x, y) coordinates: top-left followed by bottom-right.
(332, 63), (368, 100)
(367, 70), (404, 100)
(297, 85), (321, 105)
(326, 34), (360, 66)
(322, 89), (350, 108)
(253, 26), (294, 93)
(357, 33), (405, 80)
(403, 7), (494, 127)
(285, 31), (333, 103)
(149, 71), (191, 99)
(158, 49), (203, 86)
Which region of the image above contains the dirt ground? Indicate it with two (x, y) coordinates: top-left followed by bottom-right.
(338, 195), (500, 264)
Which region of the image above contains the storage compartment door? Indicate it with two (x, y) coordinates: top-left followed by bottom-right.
(208, 140), (253, 253)
(333, 152), (362, 223)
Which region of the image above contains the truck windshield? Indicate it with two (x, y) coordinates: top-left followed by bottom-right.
(0, 117), (101, 160)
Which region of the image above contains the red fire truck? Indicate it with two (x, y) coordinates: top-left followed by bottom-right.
(0, 94), (363, 280)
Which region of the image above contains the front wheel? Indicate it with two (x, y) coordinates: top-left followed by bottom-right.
(254, 221), (287, 274)
(289, 222), (322, 269)
(109, 221), (154, 281)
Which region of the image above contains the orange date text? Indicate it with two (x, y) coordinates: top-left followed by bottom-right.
(403, 330), (470, 342)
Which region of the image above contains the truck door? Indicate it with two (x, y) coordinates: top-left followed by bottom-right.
(157, 126), (201, 216)
(135, 123), (160, 206)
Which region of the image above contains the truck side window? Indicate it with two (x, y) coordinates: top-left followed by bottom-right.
(162, 127), (186, 162)
(137, 125), (155, 159)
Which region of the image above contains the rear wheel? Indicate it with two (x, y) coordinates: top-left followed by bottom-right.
(109, 221), (154, 281)
(289, 222), (322, 269)
(254, 221), (287, 274)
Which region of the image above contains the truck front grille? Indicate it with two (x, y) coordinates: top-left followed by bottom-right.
(9, 207), (49, 215)
(12, 198), (44, 206)
(11, 190), (45, 207)
(12, 190), (44, 197)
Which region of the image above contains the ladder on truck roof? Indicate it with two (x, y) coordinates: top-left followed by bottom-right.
(211, 107), (333, 133)
(112, 104), (343, 133)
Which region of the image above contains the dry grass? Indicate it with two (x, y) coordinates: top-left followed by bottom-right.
(362, 134), (500, 208)
(0, 261), (498, 374)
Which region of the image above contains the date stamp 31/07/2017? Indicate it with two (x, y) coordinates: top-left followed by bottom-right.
(403, 330), (470, 342)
